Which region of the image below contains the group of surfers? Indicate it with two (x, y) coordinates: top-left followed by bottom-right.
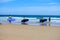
(7, 16), (51, 23)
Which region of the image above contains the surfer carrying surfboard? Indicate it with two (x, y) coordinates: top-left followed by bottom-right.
(7, 16), (15, 23)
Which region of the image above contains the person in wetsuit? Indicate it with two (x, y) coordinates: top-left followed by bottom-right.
(49, 17), (51, 22)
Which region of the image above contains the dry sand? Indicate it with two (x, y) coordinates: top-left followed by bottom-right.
(0, 24), (60, 40)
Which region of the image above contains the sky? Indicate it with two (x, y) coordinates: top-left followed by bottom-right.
(0, 0), (60, 15)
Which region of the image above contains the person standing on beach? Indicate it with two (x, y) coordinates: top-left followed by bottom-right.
(48, 17), (51, 26)
(49, 17), (51, 22)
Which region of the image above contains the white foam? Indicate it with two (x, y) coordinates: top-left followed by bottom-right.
(50, 18), (60, 22)
(0, 17), (60, 24)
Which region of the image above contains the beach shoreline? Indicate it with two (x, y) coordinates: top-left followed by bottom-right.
(0, 24), (60, 40)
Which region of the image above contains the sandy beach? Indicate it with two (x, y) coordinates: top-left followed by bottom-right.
(0, 24), (60, 40)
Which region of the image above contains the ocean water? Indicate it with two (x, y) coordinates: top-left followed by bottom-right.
(0, 15), (60, 26)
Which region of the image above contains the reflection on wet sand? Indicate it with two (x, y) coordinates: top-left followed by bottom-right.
(40, 23), (47, 26)
(21, 23), (28, 25)
(39, 22), (52, 26)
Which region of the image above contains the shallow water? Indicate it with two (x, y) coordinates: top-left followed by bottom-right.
(0, 17), (60, 26)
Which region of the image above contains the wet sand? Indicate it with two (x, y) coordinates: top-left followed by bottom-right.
(0, 24), (60, 40)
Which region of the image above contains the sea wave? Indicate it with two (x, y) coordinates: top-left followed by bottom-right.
(0, 17), (60, 23)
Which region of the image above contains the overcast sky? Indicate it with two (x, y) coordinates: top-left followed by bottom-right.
(0, 0), (60, 15)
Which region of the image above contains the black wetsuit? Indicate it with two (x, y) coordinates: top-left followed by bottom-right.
(49, 17), (51, 22)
